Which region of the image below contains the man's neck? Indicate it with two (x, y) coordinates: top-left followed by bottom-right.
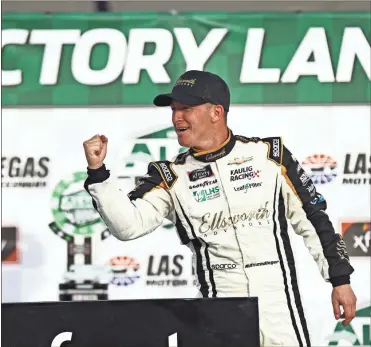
(193, 127), (230, 152)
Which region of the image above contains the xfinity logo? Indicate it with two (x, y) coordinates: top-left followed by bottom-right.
(353, 233), (370, 253)
(51, 332), (179, 346)
(188, 165), (213, 182)
(342, 222), (371, 256)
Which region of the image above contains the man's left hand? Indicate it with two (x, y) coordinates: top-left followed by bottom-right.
(331, 284), (357, 327)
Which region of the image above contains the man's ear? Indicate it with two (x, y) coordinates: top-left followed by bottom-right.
(210, 105), (224, 123)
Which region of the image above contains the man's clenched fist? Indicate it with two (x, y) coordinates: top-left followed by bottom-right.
(83, 134), (108, 169)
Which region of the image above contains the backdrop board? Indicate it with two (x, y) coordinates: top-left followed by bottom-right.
(2, 12), (370, 106)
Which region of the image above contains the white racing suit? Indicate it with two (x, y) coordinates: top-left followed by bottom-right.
(85, 131), (354, 346)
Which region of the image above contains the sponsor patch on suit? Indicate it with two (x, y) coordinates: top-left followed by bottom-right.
(188, 165), (214, 182)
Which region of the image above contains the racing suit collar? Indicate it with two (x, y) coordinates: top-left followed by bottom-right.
(190, 130), (236, 162)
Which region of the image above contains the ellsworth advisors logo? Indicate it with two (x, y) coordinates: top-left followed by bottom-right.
(341, 221), (370, 257)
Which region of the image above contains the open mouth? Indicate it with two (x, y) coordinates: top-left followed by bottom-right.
(176, 127), (190, 134)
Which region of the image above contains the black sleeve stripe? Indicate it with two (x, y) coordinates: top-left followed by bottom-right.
(282, 147), (322, 207)
(84, 165), (110, 213)
(128, 163), (164, 201)
(174, 151), (190, 165)
(272, 176), (309, 347)
(282, 145), (354, 280)
(84, 164), (110, 188)
(174, 195), (212, 298)
(235, 135), (252, 143)
(281, 165), (303, 205)
(151, 161), (178, 190)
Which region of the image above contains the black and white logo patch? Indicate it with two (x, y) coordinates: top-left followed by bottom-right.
(188, 165), (214, 182)
(152, 161), (178, 189)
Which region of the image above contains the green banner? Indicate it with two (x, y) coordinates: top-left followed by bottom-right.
(2, 12), (370, 106)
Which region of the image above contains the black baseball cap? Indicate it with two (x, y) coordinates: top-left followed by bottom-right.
(153, 70), (230, 112)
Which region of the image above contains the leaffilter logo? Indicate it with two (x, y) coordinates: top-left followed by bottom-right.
(302, 154), (337, 184)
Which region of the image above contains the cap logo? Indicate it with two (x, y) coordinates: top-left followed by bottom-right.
(175, 78), (196, 87)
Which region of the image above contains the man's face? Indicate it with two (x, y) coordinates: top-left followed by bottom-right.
(171, 101), (213, 148)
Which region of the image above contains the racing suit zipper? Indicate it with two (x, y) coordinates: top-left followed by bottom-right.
(215, 162), (250, 296)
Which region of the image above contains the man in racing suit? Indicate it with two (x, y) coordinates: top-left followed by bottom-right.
(83, 70), (356, 346)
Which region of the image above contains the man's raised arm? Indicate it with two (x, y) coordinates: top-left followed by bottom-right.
(83, 135), (174, 241)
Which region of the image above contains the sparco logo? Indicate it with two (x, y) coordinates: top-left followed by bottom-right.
(211, 264), (237, 270)
(272, 139), (280, 158)
(199, 201), (271, 234)
(159, 163), (173, 181)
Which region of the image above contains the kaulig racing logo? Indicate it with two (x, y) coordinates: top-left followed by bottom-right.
(326, 305), (370, 346)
